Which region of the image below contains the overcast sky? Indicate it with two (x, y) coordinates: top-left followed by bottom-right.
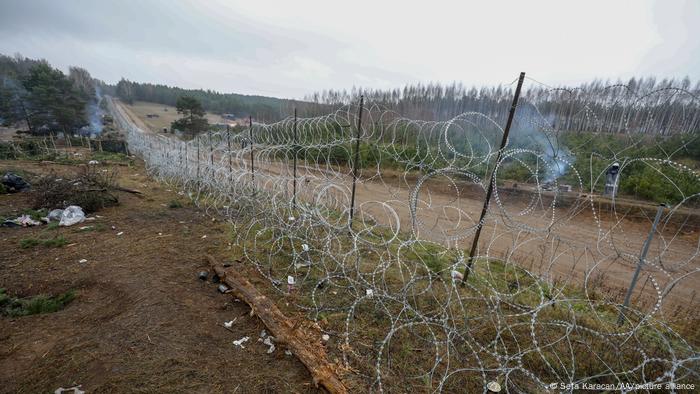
(1, 0), (698, 98)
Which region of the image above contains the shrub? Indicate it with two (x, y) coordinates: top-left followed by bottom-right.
(0, 288), (75, 317)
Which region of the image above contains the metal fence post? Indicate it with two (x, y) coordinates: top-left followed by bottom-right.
(349, 95), (364, 229)
(617, 204), (666, 325)
(249, 115), (255, 184)
(293, 108), (298, 208)
(208, 130), (214, 180)
(227, 125), (232, 186)
(463, 72), (526, 284)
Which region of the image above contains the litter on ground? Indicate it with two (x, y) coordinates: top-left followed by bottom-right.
(59, 206), (86, 227)
(233, 336), (249, 348)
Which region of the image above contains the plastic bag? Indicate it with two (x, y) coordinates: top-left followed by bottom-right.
(48, 209), (64, 222)
(59, 206), (86, 227)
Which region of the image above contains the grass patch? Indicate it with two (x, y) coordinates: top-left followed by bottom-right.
(19, 235), (68, 249)
(168, 199), (183, 209)
(0, 288), (75, 317)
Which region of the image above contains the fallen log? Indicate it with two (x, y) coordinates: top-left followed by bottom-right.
(116, 186), (143, 195)
(207, 255), (347, 394)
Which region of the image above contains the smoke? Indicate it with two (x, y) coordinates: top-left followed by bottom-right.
(81, 85), (104, 136)
(510, 102), (573, 183)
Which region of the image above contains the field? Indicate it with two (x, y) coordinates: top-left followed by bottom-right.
(122, 101), (227, 133)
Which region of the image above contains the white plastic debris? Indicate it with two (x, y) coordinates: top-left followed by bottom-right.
(487, 381), (502, 392)
(260, 330), (267, 338)
(322, 334), (330, 342)
(59, 206), (86, 227)
(54, 386), (85, 394)
(116, 231), (124, 236)
(288, 216), (295, 221)
(88, 160), (99, 165)
(48, 209), (64, 222)
(263, 336), (275, 353)
(79, 226), (92, 230)
(287, 276), (295, 285)
(366, 289), (374, 297)
(233, 336), (249, 348)
(14, 215), (41, 227)
(224, 320), (235, 328)
(301, 243), (310, 252)
(451, 270), (464, 281)
(78, 259), (88, 264)
(284, 350), (293, 356)
(201, 235), (207, 239)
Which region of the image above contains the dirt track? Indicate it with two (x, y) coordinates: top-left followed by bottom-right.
(117, 100), (700, 312)
(0, 159), (320, 393)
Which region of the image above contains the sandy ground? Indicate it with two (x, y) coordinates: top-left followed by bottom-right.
(0, 158), (321, 393)
(123, 101), (226, 133)
(118, 101), (700, 313)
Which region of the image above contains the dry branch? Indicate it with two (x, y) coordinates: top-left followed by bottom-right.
(207, 255), (347, 394)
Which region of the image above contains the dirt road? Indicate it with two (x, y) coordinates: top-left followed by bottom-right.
(115, 99), (700, 311)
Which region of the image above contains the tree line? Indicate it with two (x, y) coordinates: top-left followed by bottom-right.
(114, 79), (324, 122)
(305, 78), (700, 135)
(0, 53), (104, 136)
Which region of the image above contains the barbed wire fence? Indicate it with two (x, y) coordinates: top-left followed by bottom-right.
(106, 74), (700, 392)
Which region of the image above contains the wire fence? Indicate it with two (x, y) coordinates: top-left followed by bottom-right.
(106, 79), (699, 392)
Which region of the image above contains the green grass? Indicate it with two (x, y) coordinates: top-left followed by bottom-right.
(19, 235), (68, 249)
(168, 199), (183, 209)
(0, 288), (75, 317)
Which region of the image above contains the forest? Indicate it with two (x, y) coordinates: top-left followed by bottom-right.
(114, 78), (322, 122)
(0, 53), (104, 136)
(306, 78), (700, 135)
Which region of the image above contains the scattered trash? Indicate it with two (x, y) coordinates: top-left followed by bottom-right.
(322, 334), (330, 342)
(366, 289), (374, 297)
(48, 209), (64, 222)
(116, 231), (124, 236)
(223, 319), (235, 328)
(287, 276), (295, 293)
(1, 173), (30, 192)
(54, 386), (85, 394)
(451, 270), (464, 281)
(198, 271), (209, 281)
(78, 259), (88, 263)
(13, 215), (42, 227)
(263, 336), (275, 353)
(212, 274), (220, 284)
(288, 216), (295, 221)
(1, 220), (20, 228)
(201, 235), (207, 239)
(233, 336), (249, 348)
(88, 160), (99, 165)
(218, 284), (230, 293)
(284, 350), (293, 356)
(59, 206), (86, 227)
(78, 226), (92, 230)
(301, 243), (310, 252)
(487, 381), (502, 393)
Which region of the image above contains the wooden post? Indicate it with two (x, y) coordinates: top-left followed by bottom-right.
(349, 95), (364, 229)
(463, 72), (526, 284)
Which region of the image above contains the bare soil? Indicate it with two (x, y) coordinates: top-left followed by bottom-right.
(0, 158), (321, 393)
